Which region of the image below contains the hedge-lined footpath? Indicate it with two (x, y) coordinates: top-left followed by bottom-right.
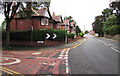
(2, 29), (67, 41)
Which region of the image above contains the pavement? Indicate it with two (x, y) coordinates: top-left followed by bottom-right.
(1, 38), (87, 76)
(68, 35), (119, 74)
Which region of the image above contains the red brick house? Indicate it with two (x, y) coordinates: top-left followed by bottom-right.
(70, 22), (76, 33)
(51, 12), (63, 29)
(61, 20), (70, 32)
(10, 8), (52, 31)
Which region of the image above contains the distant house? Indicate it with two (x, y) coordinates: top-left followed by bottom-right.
(61, 20), (70, 32)
(69, 22), (76, 33)
(51, 12), (63, 29)
(10, 7), (52, 31)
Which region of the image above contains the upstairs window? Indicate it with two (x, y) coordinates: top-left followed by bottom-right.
(41, 18), (49, 25)
(46, 19), (49, 25)
(41, 18), (45, 25)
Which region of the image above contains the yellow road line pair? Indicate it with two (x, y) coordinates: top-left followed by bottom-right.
(70, 38), (87, 49)
(0, 66), (24, 76)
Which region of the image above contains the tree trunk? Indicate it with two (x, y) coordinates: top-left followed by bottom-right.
(6, 20), (10, 47)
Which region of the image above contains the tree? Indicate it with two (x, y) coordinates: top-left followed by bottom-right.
(109, 1), (120, 25)
(75, 26), (81, 36)
(1, 19), (6, 31)
(85, 30), (89, 34)
(102, 8), (112, 22)
(64, 16), (76, 33)
(92, 15), (104, 37)
(1, 1), (20, 47)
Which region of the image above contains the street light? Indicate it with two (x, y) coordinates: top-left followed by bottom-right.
(30, 25), (33, 45)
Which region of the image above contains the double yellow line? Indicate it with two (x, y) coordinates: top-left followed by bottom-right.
(0, 66), (24, 76)
(70, 38), (87, 49)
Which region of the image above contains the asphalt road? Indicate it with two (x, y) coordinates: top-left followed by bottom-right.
(68, 34), (119, 74)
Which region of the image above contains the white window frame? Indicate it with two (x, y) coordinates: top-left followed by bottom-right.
(46, 19), (49, 25)
(41, 18), (45, 25)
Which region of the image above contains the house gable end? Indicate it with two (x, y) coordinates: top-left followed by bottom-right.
(43, 10), (50, 19)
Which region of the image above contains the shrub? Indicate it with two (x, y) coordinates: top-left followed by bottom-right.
(33, 29), (46, 41)
(33, 29), (66, 41)
(2, 31), (6, 41)
(2, 29), (67, 41)
(67, 33), (75, 39)
(78, 32), (84, 37)
(11, 31), (31, 41)
(106, 25), (120, 35)
(54, 29), (66, 41)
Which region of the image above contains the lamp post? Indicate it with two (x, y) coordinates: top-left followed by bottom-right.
(64, 0), (68, 44)
(31, 25), (33, 45)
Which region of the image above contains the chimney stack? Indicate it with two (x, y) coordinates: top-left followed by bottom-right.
(53, 12), (55, 16)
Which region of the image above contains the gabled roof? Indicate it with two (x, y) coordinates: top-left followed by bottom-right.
(14, 7), (52, 19)
(52, 12), (63, 23)
(32, 8), (45, 16)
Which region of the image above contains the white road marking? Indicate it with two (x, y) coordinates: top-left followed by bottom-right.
(111, 47), (120, 53)
(107, 43), (114, 47)
(0, 57), (21, 65)
(66, 67), (69, 74)
(104, 43), (109, 46)
(32, 52), (41, 55)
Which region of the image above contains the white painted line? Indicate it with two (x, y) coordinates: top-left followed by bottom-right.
(32, 52), (41, 55)
(0, 57), (21, 65)
(64, 57), (68, 59)
(104, 44), (109, 46)
(111, 47), (120, 53)
(65, 48), (70, 55)
(58, 57), (63, 59)
(66, 59), (68, 63)
(65, 55), (68, 57)
(66, 67), (69, 74)
(107, 43), (114, 47)
(59, 55), (64, 57)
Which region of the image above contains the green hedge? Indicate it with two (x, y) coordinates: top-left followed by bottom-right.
(33, 29), (46, 41)
(78, 32), (84, 37)
(103, 25), (120, 35)
(54, 29), (66, 41)
(67, 33), (75, 39)
(2, 29), (67, 41)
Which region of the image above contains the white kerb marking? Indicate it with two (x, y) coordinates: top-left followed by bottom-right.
(32, 52), (41, 55)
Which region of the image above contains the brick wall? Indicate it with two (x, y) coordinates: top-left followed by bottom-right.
(10, 17), (51, 31)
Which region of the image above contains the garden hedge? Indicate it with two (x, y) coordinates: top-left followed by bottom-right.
(2, 29), (67, 41)
(67, 33), (75, 39)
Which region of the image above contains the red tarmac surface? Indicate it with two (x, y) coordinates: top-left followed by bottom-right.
(1, 49), (69, 75)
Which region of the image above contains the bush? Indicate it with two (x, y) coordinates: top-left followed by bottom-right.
(33, 29), (46, 41)
(2, 31), (31, 41)
(54, 29), (66, 41)
(2, 31), (6, 41)
(33, 29), (66, 41)
(103, 25), (120, 35)
(2, 29), (67, 41)
(67, 33), (75, 39)
(78, 32), (84, 37)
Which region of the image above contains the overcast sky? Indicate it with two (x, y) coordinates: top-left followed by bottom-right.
(49, 0), (110, 31)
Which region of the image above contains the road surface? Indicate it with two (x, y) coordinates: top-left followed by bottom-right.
(68, 34), (119, 74)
